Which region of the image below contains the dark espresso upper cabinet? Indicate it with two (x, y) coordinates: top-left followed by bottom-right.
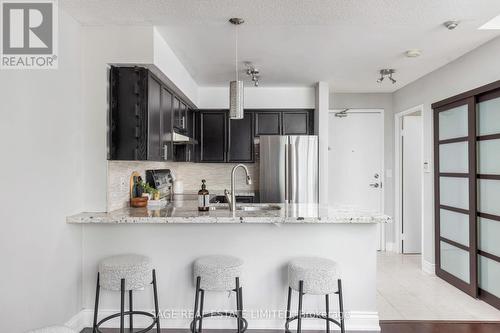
(228, 112), (254, 162)
(282, 111), (311, 135)
(255, 112), (281, 136)
(109, 66), (193, 161)
(255, 110), (314, 136)
(195, 109), (313, 163)
(109, 66), (155, 160)
(198, 111), (227, 162)
(147, 76), (162, 161)
(160, 87), (173, 161)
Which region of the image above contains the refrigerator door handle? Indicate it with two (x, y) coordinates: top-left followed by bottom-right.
(289, 143), (296, 203)
(284, 143), (289, 202)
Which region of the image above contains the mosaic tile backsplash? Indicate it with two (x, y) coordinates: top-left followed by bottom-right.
(107, 161), (259, 211)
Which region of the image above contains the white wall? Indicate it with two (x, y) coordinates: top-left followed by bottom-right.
(316, 82), (330, 205)
(197, 86), (315, 109)
(330, 93), (395, 243)
(0, 10), (83, 332)
(393, 35), (500, 266)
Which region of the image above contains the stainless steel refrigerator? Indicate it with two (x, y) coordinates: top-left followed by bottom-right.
(259, 135), (318, 203)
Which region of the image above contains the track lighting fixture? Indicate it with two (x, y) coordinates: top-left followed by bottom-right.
(377, 69), (396, 84)
(245, 62), (260, 87)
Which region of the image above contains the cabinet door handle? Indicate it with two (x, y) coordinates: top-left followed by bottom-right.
(163, 145), (168, 160)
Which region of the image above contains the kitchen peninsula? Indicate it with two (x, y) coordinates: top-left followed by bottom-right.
(68, 203), (389, 332)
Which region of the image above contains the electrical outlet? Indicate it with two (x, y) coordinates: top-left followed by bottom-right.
(120, 177), (126, 192)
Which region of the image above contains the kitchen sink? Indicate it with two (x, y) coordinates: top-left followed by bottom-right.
(210, 204), (281, 211)
(236, 205), (281, 211)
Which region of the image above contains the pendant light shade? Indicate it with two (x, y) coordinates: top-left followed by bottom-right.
(229, 80), (244, 119)
(229, 18), (244, 120)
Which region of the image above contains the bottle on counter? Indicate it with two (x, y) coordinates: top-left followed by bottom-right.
(198, 179), (210, 211)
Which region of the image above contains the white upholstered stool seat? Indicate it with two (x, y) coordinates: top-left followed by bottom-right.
(98, 254), (152, 291)
(288, 257), (338, 295)
(26, 326), (76, 333)
(193, 255), (243, 291)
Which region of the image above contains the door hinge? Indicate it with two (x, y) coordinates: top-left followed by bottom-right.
(401, 233), (405, 241)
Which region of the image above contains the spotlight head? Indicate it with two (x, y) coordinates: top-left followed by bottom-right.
(377, 76), (384, 83)
(389, 76), (396, 84)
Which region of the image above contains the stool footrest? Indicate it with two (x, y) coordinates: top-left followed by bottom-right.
(285, 313), (341, 331)
(190, 312), (248, 333)
(95, 310), (158, 333)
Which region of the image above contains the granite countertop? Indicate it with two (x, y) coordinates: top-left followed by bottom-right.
(67, 201), (391, 224)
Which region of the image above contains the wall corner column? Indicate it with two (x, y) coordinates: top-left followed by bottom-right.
(315, 82), (330, 205)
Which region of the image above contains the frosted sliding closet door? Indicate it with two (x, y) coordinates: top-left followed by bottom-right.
(477, 91), (500, 308)
(434, 97), (477, 297)
(434, 83), (500, 310)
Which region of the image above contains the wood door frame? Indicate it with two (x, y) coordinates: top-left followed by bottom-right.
(328, 108), (386, 250)
(394, 105), (425, 257)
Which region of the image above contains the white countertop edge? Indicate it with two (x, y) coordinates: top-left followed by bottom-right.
(66, 215), (390, 224)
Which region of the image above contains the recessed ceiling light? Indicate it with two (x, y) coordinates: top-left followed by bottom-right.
(405, 49), (422, 58)
(479, 14), (500, 30)
(444, 20), (460, 30)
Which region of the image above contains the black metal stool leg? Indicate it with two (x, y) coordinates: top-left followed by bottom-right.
(239, 285), (244, 321)
(153, 269), (161, 333)
(129, 290), (133, 331)
(120, 279), (125, 333)
(297, 281), (304, 333)
(338, 279), (345, 333)
(193, 276), (201, 333)
(236, 277), (241, 333)
(198, 289), (205, 333)
(92, 273), (100, 333)
(325, 294), (330, 333)
(285, 287), (292, 332)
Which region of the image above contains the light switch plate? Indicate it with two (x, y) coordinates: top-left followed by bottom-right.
(423, 161), (431, 173)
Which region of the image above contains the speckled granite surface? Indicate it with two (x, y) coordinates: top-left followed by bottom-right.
(67, 201), (391, 224)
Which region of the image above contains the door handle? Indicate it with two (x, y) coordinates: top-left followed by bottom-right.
(284, 143), (289, 202)
(369, 183), (380, 188)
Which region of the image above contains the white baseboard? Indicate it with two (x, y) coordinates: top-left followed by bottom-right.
(66, 309), (380, 332)
(422, 259), (436, 275)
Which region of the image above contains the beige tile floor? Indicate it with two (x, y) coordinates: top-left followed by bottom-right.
(377, 252), (500, 320)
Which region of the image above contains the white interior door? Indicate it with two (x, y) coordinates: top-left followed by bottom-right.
(328, 110), (384, 248)
(402, 115), (423, 254)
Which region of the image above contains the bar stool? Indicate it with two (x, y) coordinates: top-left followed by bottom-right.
(92, 254), (161, 333)
(285, 257), (345, 333)
(190, 255), (247, 333)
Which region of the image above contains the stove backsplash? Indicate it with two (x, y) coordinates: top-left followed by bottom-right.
(107, 161), (259, 211)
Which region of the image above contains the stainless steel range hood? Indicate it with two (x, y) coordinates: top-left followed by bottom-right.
(172, 131), (198, 145)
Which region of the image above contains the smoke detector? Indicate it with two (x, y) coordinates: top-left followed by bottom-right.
(405, 49), (422, 58)
(444, 20), (460, 30)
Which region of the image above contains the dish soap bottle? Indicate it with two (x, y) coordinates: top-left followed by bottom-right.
(198, 179), (210, 211)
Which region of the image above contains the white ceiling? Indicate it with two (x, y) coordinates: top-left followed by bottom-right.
(61, 0), (500, 92)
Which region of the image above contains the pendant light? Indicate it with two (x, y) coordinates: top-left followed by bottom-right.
(229, 18), (244, 119)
